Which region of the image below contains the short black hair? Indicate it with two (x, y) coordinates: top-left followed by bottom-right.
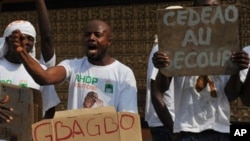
(193, 0), (221, 6)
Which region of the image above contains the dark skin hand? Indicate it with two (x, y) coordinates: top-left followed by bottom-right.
(231, 51), (250, 70)
(7, 30), (29, 53)
(152, 51), (172, 92)
(0, 95), (13, 123)
(152, 51), (170, 69)
(225, 50), (250, 101)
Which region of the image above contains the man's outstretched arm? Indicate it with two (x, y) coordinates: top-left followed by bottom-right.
(36, 0), (55, 63)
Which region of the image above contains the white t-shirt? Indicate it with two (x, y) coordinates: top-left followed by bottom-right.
(39, 53), (56, 67)
(240, 46), (250, 82)
(58, 57), (138, 113)
(145, 44), (175, 127)
(39, 53), (60, 112)
(173, 75), (231, 133)
(158, 46), (250, 133)
(0, 57), (60, 115)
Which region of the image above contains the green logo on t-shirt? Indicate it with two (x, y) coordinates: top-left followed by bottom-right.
(105, 84), (113, 93)
(18, 80), (28, 88)
(0, 79), (12, 84)
(19, 83), (28, 88)
(76, 74), (98, 84)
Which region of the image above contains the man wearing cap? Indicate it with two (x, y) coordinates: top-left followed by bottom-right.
(0, 0), (60, 119)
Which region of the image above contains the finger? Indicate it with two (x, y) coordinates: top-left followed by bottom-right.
(9, 30), (22, 38)
(231, 52), (250, 66)
(0, 105), (13, 112)
(233, 57), (249, 63)
(0, 111), (13, 123)
(233, 59), (249, 68)
(8, 34), (22, 47)
(153, 62), (169, 68)
(233, 59), (249, 70)
(153, 57), (170, 66)
(0, 95), (9, 104)
(8, 29), (25, 43)
(232, 51), (249, 59)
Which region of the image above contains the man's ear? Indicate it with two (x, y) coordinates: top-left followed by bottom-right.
(108, 38), (112, 46)
(109, 38), (112, 42)
(5, 37), (9, 42)
(107, 38), (112, 48)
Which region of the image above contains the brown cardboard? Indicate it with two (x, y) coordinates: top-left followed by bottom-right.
(157, 5), (240, 76)
(32, 107), (142, 141)
(0, 83), (43, 141)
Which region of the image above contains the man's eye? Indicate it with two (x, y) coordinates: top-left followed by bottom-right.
(95, 33), (103, 37)
(84, 32), (103, 38)
(26, 36), (34, 42)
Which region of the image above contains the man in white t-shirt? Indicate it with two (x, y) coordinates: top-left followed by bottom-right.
(238, 46), (250, 106)
(0, 0), (60, 119)
(145, 35), (175, 141)
(151, 0), (250, 141)
(11, 19), (138, 113)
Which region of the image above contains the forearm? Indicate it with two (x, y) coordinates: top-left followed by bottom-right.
(36, 0), (54, 62)
(151, 80), (173, 133)
(18, 48), (51, 85)
(240, 70), (250, 106)
(224, 72), (242, 102)
(155, 70), (172, 93)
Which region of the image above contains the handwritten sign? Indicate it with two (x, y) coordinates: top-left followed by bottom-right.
(157, 5), (240, 76)
(0, 83), (43, 141)
(32, 107), (142, 141)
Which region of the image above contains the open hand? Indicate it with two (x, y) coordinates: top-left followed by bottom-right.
(231, 50), (250, 70)
(0, 95), (13, 123)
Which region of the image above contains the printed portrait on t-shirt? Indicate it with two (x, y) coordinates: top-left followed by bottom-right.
(83, 91), (103, 108)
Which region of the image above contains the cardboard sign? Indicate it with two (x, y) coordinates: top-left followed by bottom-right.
(32, 106), (142, 141)
(0, 83), (43, 141)
(157, 5), (240, 76)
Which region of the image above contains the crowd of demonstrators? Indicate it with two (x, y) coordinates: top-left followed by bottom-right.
(151, 0), (250, 141)
(0, 0), (60, 120)
(9, 19), (138, 113)
(1, 1), (250, 141)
